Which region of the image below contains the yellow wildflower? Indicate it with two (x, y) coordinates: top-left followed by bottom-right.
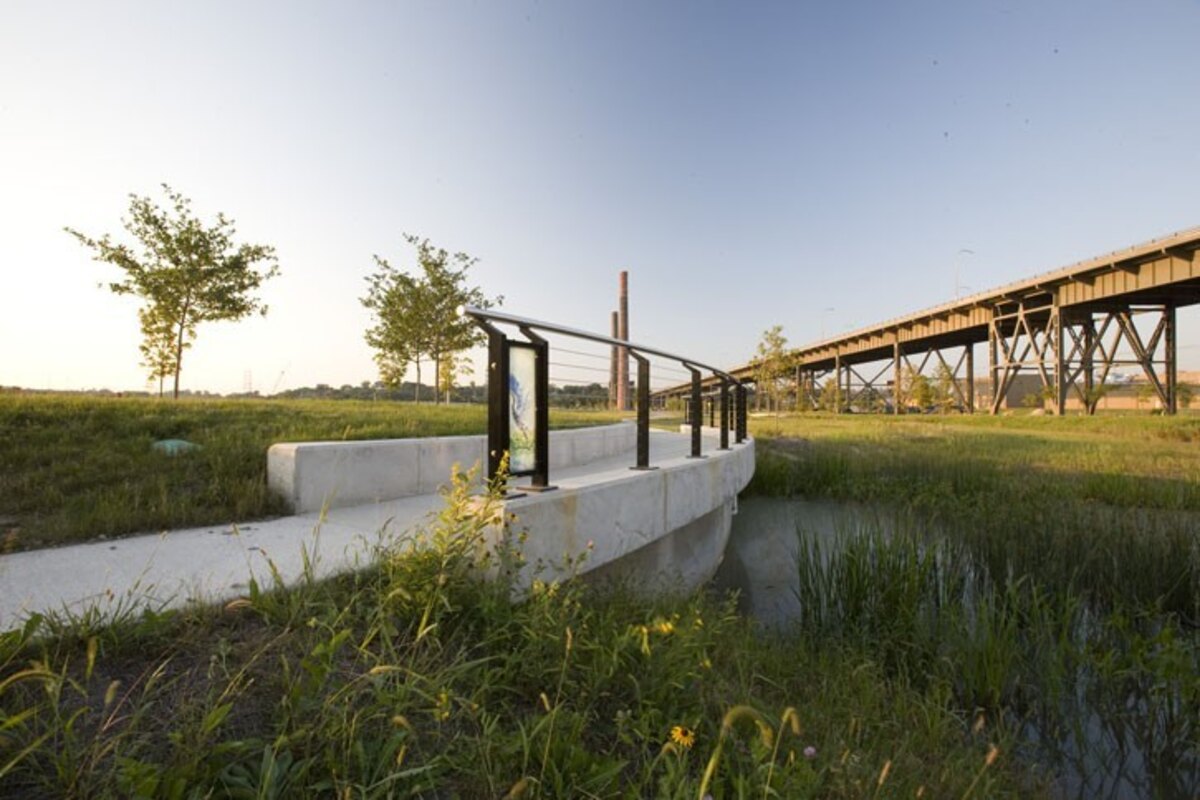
(669, 725), (696, 749)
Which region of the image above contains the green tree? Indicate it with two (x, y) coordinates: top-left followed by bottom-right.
(1136, 381), (1157, 411)
(818, 378), (839, 412)
(904, 366), (933, 410)
(362, 235), (500, 404)
(1084, 384), (1110, 415)
(752, 325), (790, 414)
(1178, 383), (1194, 409)
(438, 350), (473, 404)
(137, 305), (179, 398)
(67, 185), (279, 399)
(932, 363), (958, 413)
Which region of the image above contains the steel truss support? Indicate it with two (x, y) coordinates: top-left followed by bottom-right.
(796, 368), (829, 410)
(987, 301), (1179, 415)
(892, 344), (973, 413)
(810, 343), (975, 415)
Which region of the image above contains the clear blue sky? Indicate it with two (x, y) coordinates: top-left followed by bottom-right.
(3, 1), (1198, 393)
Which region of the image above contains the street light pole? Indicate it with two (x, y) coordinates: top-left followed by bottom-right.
(821, 307), (835, 339)
(955, 248), (975, 298)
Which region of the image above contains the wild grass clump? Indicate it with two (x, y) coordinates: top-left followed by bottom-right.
(0, 393), (623, 550)
(788, 519), (1200, 798)
(0, 466), (1033, 798)
(748, 414), (1200, 616)
(743, 413), (1199, 795)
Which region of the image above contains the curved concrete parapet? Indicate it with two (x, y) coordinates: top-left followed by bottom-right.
(494, 433), (755, 595)
(268, 423), (637, 513)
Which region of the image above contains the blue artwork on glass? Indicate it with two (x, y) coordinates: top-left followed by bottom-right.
(508, 345), (537, 473)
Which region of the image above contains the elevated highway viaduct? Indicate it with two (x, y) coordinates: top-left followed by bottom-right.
(656, 226), (1200, 415)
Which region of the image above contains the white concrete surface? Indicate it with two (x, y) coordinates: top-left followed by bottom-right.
(268, 422), (637, 513)
(501, 432), (755, 591)
(0, 427), (753, 631)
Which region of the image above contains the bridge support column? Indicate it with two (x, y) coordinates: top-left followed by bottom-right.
(965, 345), (974, 413)
(988, 313), (999, 415)
(1165, 304), (1177, 415)
(833, 353), (842, 414)
(1082, 317), (1096, 414)
(1052, 302), (1067, 416)
(893, 341), (902, 414)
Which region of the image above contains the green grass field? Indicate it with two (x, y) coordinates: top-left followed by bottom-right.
(0, 393), (623, 551)
(1, 401), (1196, 796)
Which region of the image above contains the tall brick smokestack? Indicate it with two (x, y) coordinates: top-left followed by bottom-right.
(617, 271), (630, 411)
(609, 310), (619, 409)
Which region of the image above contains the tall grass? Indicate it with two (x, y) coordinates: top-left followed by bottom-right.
(789, 518), (1199, 798)
(0, 393), (623, 549)
(748, 414), (1200, 617)
(0, 466), (1033, 798)
(744, 413), (1199, 796)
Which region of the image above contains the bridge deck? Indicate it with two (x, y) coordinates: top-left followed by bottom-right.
(655, 226), (1200, 395)
(0, 429), (713, 631)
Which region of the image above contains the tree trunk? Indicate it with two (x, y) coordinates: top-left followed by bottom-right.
(414, 361), (422, 403)
(433, 353), (442, 405)
(172, 326), (185, 400)
(173, 299), (191, 400)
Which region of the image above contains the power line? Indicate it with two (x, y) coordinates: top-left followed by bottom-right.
(549, 361), (611, 375)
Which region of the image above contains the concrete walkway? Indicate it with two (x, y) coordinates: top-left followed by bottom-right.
(0, 430), (710, 631)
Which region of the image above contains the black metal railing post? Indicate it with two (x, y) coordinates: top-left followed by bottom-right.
(518, 326), (555, 491)
(485, 325), (507, 481)
(630, 352), (656, 470)
(719, 379), (730, 450)
(687, 365), (704, 458)
(461, 305), (740, 476)
(735, 382), (747, 443)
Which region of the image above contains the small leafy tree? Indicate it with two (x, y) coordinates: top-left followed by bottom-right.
(1084, 384), (1110, 415)
(362, 235), (500, 404)
(438, 351), (473, 404)
(67, 185), (279, 398)
(1041, 383), (1059, 414)
(904, 366), (933, 410)
(818, 379), (839, 412)
(1136, 382), (1156, 411)
(1178, 383), (1194, 409)
(932, 363), (958, 413)
(752, 325), (790, 414)
(137, 305), (179, 398)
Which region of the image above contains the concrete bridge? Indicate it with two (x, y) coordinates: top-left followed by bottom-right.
(656, 226), (1200, 415)
(0, 298), (756, 629)
(0, 424), (752, 629)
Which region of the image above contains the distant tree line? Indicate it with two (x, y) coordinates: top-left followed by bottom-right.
(274, 380), (611, 408)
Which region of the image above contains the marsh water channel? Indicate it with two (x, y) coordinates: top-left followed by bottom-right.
(714, 497), (1199, 800)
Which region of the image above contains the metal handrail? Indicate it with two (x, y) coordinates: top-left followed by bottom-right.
(459, 305), (747, 485)
(459, 306), (739, 381)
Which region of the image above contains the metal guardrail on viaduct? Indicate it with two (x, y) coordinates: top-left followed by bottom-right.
(655, 226), (1200, 416)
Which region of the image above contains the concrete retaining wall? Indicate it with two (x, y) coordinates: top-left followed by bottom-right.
(268, 423), (636, 513)
(495, 437), (755, 593)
